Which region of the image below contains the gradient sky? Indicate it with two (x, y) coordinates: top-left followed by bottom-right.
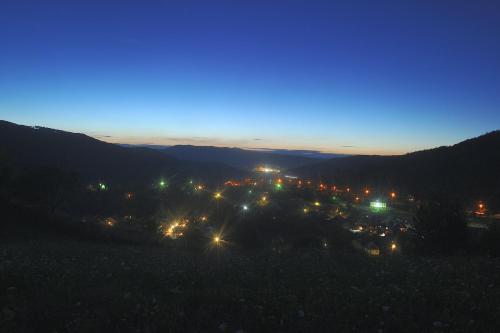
(1, 0), (499, 154)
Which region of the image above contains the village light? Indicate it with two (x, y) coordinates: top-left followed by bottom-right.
(391, 243), (397, 251)
(214, 192), (222, 199)
(365, 189), (370, 195)
(391, 192), (396, 199)
(159, 180), (166, 188)
(370, 200), (387, 212)
(371, 201), (385, 208)
(242, 204), (249, 211)
(99, 183), (106, 190)
(314, 201), (320, 207)
(476, 202), (486, 215)
(213, 235), (222, 246)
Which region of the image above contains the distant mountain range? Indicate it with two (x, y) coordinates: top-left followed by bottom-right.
(1, 120), (498, 205)
(119, 144), (346, 166)
(292, 131), (500, 204)
(158, 145), (334, 170)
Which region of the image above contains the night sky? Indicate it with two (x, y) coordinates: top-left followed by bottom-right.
(1, 0), (499, 154)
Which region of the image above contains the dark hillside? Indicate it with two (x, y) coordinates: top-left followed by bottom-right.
(0, 121), (247, 185)
(293, 131), (500, 205)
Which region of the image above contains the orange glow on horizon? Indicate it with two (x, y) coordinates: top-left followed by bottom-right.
(94, 134), (412, 156)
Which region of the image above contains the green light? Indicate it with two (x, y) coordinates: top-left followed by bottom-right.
(248, 190), (252, 194)
(159, 180), (166, 188)
(275, 183), (282, 190)
(99, 183), (106, 190)
(370, 201), (387, 211)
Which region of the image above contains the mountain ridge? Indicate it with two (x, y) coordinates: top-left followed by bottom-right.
(0, 120), (247, 185)
(292, 130), (500, 204)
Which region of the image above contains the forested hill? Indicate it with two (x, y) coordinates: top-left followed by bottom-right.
(0, 121), (247, 185)
(293, 131), (500, 205)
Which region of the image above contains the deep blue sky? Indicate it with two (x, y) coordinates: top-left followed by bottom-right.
(1, 0), (499, 154)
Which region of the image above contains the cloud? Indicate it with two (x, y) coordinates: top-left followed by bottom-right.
(341, 145), (355, 148)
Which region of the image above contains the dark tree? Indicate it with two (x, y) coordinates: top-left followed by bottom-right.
(413, 198), (468, 254)
(17, 167), (79, 214)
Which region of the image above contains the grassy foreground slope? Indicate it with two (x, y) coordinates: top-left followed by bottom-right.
(1, 236), (500, 332)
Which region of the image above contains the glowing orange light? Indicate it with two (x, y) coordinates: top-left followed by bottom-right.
(476, 202), (486, 215)
(391, 192), (396, 198)
(213, 235), (222, 245)
(346, 187), (350, 192)
(365, 189), (370, 195)
(391, 243), (397, 251)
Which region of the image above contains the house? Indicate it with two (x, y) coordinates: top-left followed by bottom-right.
(365, 242), (380, 256)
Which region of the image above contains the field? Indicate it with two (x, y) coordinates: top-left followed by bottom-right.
(1, 234), (500, 332)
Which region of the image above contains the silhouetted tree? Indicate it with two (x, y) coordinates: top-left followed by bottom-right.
(17, 167), (79, 214)
(482, 222), (500, 257)
(413, 198), (468, 254)
(0, 150), (14, 196)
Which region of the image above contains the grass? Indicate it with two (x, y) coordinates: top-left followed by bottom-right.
(1, 234), (500, 332)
